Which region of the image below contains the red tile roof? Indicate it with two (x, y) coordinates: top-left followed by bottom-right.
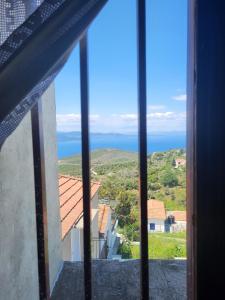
(148, 199), (166, 220)
(167, 211), (186, 222)
(98, 204), (111, 235)
(59, 175), (100, 240)
(175, 158), (186, 165)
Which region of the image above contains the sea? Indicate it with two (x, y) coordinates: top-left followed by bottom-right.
(57, 131), (186, 159)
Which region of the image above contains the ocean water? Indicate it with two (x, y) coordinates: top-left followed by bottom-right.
(57, 132), (186, 159)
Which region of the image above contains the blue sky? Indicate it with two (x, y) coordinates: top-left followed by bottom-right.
(55, 0), (187, 133)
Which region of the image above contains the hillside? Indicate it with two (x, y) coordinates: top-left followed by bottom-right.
(58, 148), (137, 177)
(58, 148), (186, 211)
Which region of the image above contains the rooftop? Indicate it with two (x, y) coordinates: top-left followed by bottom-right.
(175, 158), (186, 166)
(148, 199), (166, 220)
(167, 211), (187, 222)
(98, 204), (111, 235)
(59, 175), (100, 239)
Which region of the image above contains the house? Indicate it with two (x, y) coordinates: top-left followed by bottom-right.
(98, 204), (112, 258)
(59, 175), (100, 261)
(175, 158), (186, 168)
(167, 211), (187, 232)
(147, 199), (166, 232)
(98, 204), (112, 239)
(148, 200), (187, 233)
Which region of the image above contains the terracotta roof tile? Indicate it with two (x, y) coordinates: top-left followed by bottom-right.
(148, 199), (166, 220)
(59, 176), (71, 186)
(98, 204), (111, 235)
(59, 181), (82, 207)
(175, 158), (186, 165)
(59, 175), (100, 240)
(59, 177), (79, 197)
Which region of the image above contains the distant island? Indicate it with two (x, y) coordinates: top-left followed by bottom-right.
(57, 131), (186, 159)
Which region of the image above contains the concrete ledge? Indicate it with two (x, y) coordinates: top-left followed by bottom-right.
(51, 259), (186, 300)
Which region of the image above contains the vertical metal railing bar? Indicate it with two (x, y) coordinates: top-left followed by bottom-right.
(80, 33), (92, 300)
(31, 100), (50, 300)
(137, 0), (149, 299)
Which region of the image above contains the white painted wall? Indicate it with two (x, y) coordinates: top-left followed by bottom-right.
(62, 193), (100, 261)
(92, 193), (99, 210)
(171, 221), (186, 232)
(148, 218), (165, 232)
(91, 208), (99, 239)
(71, 228), (83, 261)
(62, 228), (84, 262)
(62, 232), (72, 261)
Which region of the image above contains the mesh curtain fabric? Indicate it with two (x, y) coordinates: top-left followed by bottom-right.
(0, 0), (106, 145)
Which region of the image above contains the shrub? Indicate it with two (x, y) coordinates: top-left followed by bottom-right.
(117, 242), (132, 259)
(161, 170), (178, 187)
(123, 223), (140, 242)
(115, 191), (137, 227)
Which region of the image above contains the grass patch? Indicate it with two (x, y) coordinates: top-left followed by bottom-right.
(131, 232), (186, 259)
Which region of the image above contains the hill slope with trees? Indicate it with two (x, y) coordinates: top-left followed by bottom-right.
(59, 148), (186, 257)
(58, 148), (186, 211)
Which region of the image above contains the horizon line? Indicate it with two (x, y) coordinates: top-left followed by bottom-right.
(57, 130), (186, 135)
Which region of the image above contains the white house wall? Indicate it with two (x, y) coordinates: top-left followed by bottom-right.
(91, 208), (99, 239)
(171, 221), (186, 232)
(92, 193), (99, 210)
(71, 228), (83, 261)
(148, 218), (165, 232)
(62, 228), (84, 262)
(63, 193), (100, 261)
(62, 232), (72, 261)
(75, 208), (99, 260)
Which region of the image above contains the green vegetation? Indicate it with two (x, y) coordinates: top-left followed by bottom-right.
(117, 241), (132, 259)
(59, 148), (186, 259)
(59, 148), (186, 212)
(131, 232), (186, 259)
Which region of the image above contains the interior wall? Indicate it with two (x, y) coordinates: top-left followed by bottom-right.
(41, 84), (62, 292)
(0, 112), (39, 300)
(0, 84), (62, 299)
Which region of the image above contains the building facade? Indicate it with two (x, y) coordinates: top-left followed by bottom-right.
(147, 199), (166, 232)
(59, 175), (100, 261)
(166, 211), (187, 232)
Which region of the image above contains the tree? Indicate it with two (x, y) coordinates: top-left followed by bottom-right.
(115, 191), (134, 227)
(161, 170), (178, 187)
(172, 159), (176, 167)
(114, 191), (138, 227)
(123, 222), (140, 241)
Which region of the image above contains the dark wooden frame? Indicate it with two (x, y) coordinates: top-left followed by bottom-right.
(187, 1), (196, 299)
(187, 1), (225, 299)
